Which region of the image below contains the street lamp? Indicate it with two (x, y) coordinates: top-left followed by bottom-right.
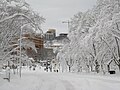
(19, 24), (28, 77)
(19, 26), (22, 78)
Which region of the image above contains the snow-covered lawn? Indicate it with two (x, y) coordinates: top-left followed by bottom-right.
(0, 67), (120, 90)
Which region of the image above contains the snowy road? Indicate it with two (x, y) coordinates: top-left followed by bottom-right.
(0, 68), (120, 90)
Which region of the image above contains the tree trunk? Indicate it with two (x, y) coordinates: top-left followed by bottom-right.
(101, 63), (106, 75)
(107, 64), (110, 72)
(90, 65), (93, 72)
(87, 65), (90, 73)
(95, 61), (99, 73)
(118, 65), (120, 71)
(69, 66), (71, 72)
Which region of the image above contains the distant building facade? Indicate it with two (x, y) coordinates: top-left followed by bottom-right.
(44, 29), (56, 41)
(55, 33), (68, 41)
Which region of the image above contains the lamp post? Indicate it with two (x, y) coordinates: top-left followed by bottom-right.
(19, 24), (28, 77)
(19, 27), (23, 78)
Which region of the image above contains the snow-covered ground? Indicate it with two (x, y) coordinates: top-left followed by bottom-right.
(0, 67), (120, 90)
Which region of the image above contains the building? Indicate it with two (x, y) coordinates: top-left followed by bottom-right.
(44, 29), (56, 41)
(9, 33), (44, 63)
(44, 33), (69, 56)
(23, 33), (44, 49)
(53, 33), (70, 47)
(55, 33), (68, 41)
(23, 34), (44, 61)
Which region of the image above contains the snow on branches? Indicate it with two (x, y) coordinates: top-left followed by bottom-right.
(0, 0), (45, 65)
(57, 0), (120, 73)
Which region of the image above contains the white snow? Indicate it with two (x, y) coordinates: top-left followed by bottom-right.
(0, 67), (120, 90)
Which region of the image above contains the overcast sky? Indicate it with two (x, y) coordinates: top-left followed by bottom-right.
(26, 0), (97, 35)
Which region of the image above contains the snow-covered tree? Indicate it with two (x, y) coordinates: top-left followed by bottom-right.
(57, 0), (120, 73)
(0, 0), (45, 67)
